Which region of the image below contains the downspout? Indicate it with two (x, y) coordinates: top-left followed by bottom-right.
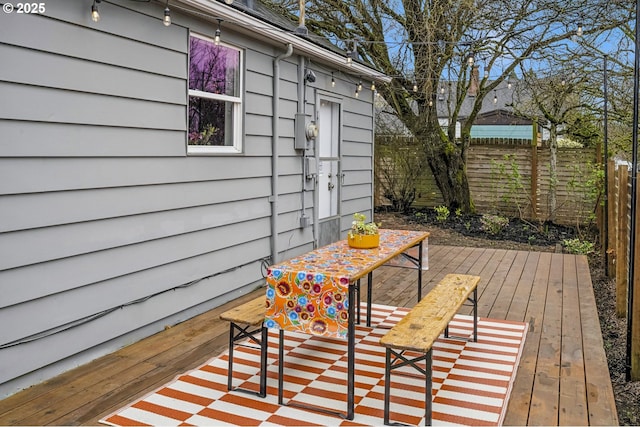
(271, 43), (294, 265)
(298, 56), (307, 232)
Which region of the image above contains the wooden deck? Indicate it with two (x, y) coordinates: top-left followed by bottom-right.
(0, 245), (618, 426)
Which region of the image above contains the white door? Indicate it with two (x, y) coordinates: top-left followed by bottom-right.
(317, 98), (341, 247)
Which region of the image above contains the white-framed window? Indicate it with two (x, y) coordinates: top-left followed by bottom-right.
(188, 33), (243, 154)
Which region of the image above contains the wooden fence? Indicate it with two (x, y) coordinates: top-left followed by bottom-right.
(605, 158), (640, 379)
(375, 141), (600, 225)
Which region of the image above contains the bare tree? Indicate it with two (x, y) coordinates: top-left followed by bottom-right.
(512, 66), (589, 222)
(267, 0), (630, 212)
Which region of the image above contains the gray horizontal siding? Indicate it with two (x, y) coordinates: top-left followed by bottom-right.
(0, 8), (187, 78)
(0, 197), (271, 271)
(0, 43), (186, 105)
(0, 82), (186, 130)
(44, 0), (187, 53)
(0, 219), (271, 346)
(0, 249), (267, 385)
(0, 121), (186, 157)
(342, 182), (372, 202)
(0, 157), (271, 195)
(1, 178), (271, 232)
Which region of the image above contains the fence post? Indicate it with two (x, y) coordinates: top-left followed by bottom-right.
(616, 164), (628, 318)
(607, 159), (617, 277)
(632, 179), (640, 379)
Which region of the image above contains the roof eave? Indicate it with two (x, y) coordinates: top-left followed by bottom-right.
(177, 0), (392, 83)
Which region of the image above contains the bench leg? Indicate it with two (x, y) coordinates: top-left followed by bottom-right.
(227, 322), (268, 397)
(384, 348), (433, 426)
(444, 287), (479, 342)
(472, 287), (478, 342)
(425, 349), (432, 426)
(384, 348), (392, 425)
(227, 322), (236, 392)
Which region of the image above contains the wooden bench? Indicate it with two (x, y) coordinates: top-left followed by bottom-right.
(379, 274), (481, 426)
(219, 296), (268, 397)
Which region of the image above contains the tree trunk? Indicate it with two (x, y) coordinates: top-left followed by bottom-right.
(427, 147), (473, 213)
(549, 125), (558, 223)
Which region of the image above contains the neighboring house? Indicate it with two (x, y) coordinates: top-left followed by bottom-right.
(0, 0), (389, 397)
(470, 109), (536, 142)
(450, 77), (537, 143)
(377, 77), (538, 142)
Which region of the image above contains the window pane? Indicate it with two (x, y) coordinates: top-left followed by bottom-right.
(188, 96), (234, 146)
(189, 36), (240, 97)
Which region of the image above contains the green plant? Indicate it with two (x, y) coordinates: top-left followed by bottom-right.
(562, 238), (595, 255)
(480, 214), (509, 235)
(349, 212), (379, 236)
(455, 208), (462, 217)
(434, 205), (450, 222)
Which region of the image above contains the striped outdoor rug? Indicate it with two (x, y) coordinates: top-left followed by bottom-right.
(101, 303), (527, 426)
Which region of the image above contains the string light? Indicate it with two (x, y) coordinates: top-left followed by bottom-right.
(355, 84), (359, 98)
(493, 90), (498, 104)
(91, 0), (101, 22)
(346, 52), (353, 66)
(163, 1), (171, 27)
(357, 79), (363, 92)
(576, 22), (583, 37)
(507, 79), (512, 89)
(413, 83), (418, 92)
(214, 19), (222, 45)
(370, 81), (376, 91)
(331, 73), (336, 87)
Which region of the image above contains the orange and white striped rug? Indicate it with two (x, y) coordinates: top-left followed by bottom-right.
(101, 304), (527, 426)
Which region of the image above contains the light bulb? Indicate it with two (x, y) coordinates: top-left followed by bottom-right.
(91, 1), (100, 22)
(214, 29), (221, 45)
(413, 84), (418, 92)
(576, 23), (583, 37)
(370, 82), (375, 91)
(331, 76), (336, 87)
(508, 81), (512, 89)
(358, 80), (362, 92)
(346, 54), (352, 66)
(224, 0), (234, 4)
(163, 7), (171, 26)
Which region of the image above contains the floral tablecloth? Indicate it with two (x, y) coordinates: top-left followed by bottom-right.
(264, 229), (429, 339)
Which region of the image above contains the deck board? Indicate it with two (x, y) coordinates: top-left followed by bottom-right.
(0, 246), (618, 426)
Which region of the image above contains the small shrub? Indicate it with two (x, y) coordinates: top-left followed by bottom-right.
(455, 208), (462, 217)
(434, 205), (450, 222)
(480, 214), (509, 235)
(562, 238), (595, 254)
